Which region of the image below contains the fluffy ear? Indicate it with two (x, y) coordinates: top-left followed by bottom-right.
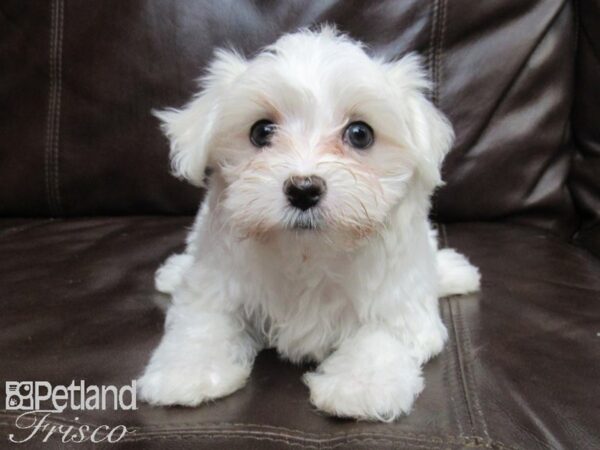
(386, 54), (455, 190)
(154, 49), (248, 187)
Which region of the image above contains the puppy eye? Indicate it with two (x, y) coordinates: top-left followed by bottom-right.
(343, 121), (374, 150)
(250, 119), (276, 147)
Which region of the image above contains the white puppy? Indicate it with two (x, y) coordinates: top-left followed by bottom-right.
(138, 26), (480, 422)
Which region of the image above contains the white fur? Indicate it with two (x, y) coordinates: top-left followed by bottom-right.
(304, 327), (425, 421)
(139, 26), (480, 421)
(154, 253), (194, 294)
(437, 248), (481, 297)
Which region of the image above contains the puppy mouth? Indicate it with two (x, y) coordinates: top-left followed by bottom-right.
(292, 220), (319, 230)
(285, 209), (324, 231)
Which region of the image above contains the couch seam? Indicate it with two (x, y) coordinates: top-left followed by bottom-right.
(427, 0), (440, 105)
(427, 0), (447, 106)
(439, 224), (469, 437)
(44, 0), (57, 215)
(119, 430), (441, 447)
(0, 413), (520, 449)
(443, 224), (490, 442)
(0, 412), (461, 441)
(574, 0), (580, 56)
(117, 433), (448, 449)
(44, 0), (64, 217)
(435, 0), (447, 107)
(568, 0), (582, 245)
(427, 0), (447, 217)
(442, 300), (466, 437)
(54, 0), (64, 214)
(437, 224), (466, 436)
(448, 300), (483, 437)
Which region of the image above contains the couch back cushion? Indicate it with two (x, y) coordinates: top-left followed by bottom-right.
(570, 0), (600, 256)
(0, 0), (578, 236)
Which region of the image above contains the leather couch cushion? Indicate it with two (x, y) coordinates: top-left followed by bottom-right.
(0, 0), (578, 238)
(1, 217), (598, 449)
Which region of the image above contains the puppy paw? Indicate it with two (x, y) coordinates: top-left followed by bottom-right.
(303, 331), (424, 421)
(436, 248), (480, 297)
(154, 253), (195, 294)
(304, 365), (423, 421)
(137, 361), (250, 407)
(409, 319), (448, 365)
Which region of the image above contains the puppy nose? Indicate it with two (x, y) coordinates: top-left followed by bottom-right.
(284, 175), (327, 211)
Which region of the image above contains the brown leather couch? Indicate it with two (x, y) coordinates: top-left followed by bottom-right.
(1, 1), (599, 449)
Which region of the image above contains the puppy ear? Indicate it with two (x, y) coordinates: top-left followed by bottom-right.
(154, 49), (247, 187)
(386, 54), (455, 190)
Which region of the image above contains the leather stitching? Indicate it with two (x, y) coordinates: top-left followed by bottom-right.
(0, 421), (518, 450)
(0, 411), (515, 445)
(441, 300), (467, 437)
(427, 0), (440, 104)
(434, 0), (447, 106)
(440, 239), (562, 450)
(445, 304), (475, 439)
(0, 417), (520, 449)
(427, 0), (447, 106)
(443, 224), (490, 441)
(428, 0), (447, 216)
(437, 223), (467, 435)
(0, 412), (461, 440)
(44, 0), (64, 216)
(122, 433), (518, 450)
(44, 0), (57, 215)
(119, 434), (446, 449)
(440, 0), (448, 102)
(573, 0), (579, 57)
(456, 296), (490, 440)
(53, 0), (64, 214)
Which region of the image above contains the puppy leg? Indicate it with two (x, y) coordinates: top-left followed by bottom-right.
(154, 253), (195, 294)
(304, 327), (424, 421)
(154, 207), (206, 294)
(138, 303), (258, 406)
(436, 248), (480, 297)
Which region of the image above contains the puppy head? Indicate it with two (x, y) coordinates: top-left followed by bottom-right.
(157, 26), (453, 243)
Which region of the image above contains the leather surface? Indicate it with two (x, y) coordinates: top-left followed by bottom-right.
(2, 1), (599, 449)
(0, 0), (583, 240)
(570, 0), (600, 257)
(1, 218), (599, 449)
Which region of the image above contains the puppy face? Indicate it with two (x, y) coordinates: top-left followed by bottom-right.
(157, 27), (453, 243)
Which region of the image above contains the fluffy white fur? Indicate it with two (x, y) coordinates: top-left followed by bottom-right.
(138, 26), (480, 421)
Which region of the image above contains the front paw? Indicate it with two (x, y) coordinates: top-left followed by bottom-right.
(303, 353), (424, 421)
(138, 360), (251, 407)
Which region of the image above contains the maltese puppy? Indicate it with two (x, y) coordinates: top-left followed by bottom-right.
(138, 26), (480, 422)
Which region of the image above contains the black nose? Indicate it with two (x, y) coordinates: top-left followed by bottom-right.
(284, 175), (327, 211)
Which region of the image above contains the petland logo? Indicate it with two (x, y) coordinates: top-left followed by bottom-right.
(5, 380), (136, 444)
